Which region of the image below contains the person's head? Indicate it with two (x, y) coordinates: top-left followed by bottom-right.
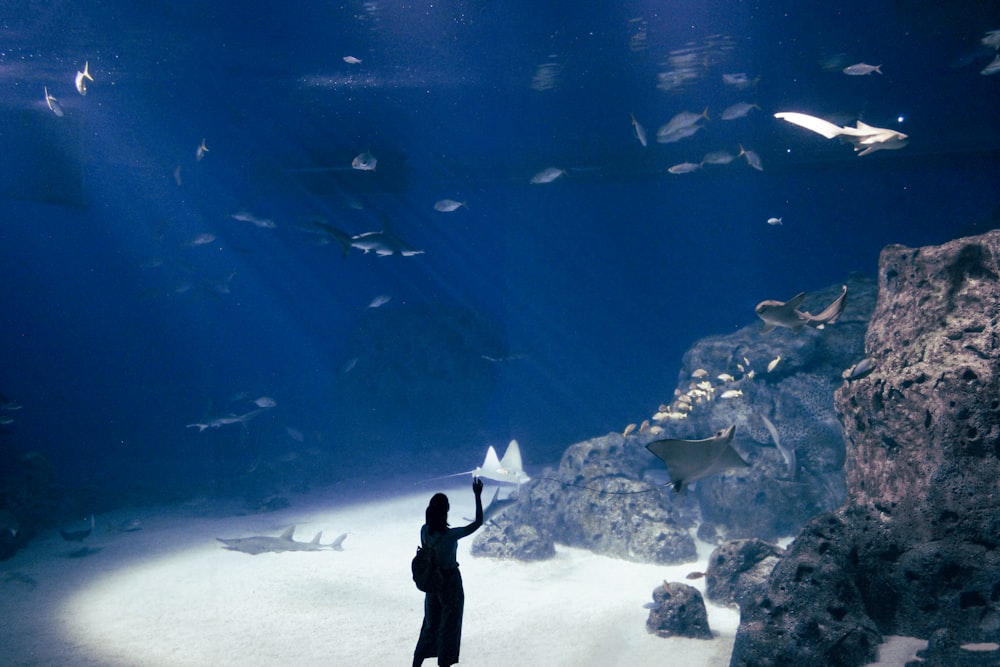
(426, 493), (450, 533)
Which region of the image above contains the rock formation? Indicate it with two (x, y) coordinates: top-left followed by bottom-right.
(730, 230), (1000, 666)
(646, 581), (714, 639)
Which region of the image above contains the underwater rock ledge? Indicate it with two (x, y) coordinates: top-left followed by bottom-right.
(729, 229), (1000, 667)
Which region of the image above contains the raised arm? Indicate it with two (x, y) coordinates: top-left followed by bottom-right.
(465, 477), (484, 534)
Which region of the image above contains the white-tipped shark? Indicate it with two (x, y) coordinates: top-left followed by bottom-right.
(774, 112), (908, 156)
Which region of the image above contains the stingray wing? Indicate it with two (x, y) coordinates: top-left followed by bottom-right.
(645, 426), (741, 490)
(774, 112), (847, 139)
(498, 439), (523, 473)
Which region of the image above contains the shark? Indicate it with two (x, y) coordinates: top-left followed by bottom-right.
(645, 425), (748, 492)
(217, 526), (347, 555)
(464, 486), (520, 525)
(774, 112), (909, 156)
(308, 218), (354, 258)
(350, 216), (424, 257)
(186, 409), (265, 432)
(755, 284), (847, 334)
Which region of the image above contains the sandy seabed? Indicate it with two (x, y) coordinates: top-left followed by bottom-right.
(0, 476), (928, 666)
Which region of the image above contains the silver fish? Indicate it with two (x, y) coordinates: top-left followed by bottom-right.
(196, 139), (209, 161)
(343, 56), (362, 64)
(659, 108), (709, 136)
(668, 161), (701, 174)
(981, 54), (1000, 76)
(843, 63), (882, 76)
(629, 112), (648, 147)
(656, 123), (704, 144)
(352, 151), (377, 171)
(720, 102), (759, 120)
(433, 199), (466, 212)
(75, 61), (93, 95)
(738, 145), (763, 171)
(231, 210), (277, 228)
(701, 149), (736, 165)
(44, 87), (63, 117)
(530, 167), (565, 184)
(767, 217), (782, 225)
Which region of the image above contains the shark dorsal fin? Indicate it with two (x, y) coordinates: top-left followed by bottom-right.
(279, 526), (296, 541)
(310, 532), (323, 544)
(786, 293), (808, 310)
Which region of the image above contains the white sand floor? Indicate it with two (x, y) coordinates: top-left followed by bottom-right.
(0, 476), (934, 666)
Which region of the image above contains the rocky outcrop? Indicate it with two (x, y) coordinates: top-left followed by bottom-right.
(730, 230), (1000, 666)
(646, 581), (713, 639)
(471, 433), (700, 564)
(659, 273), (875, 541)
(704, 539), (784, 609)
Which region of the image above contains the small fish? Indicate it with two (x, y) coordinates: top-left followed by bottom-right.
(668, 161), (701, 175)
(722, 72), (757, 89)
(691, 368), (708, 378)
(75, 61), (93, 95)
(660, 108), (709, 136)
(720, 102), (759, 120)
(196, 139), (209, 161)
(188, 233), (216, 246)
(767, 217), (782, 226)
(231, 210), (277, 228)
(623, 423), (637, 437)
(717, 373), (735, 383)
(0, 416), (13, 425)
(843, 63), (882, 76)
(530, 166), (565, 184)
(367, 294), (391, 308)
(720, 389), (743, 399)
(685, 571), (706, 580)
(343, 56), (362, 64)
(253, 396), (277, 408)
(343, 357), (358, 373)
(629, 112), (648, 147)
(981, 54), (1000, 76)
(767, 355), (782, 373)
(842, 357), (877, 381)
(656, 123), (704, 144)
(701, 149), (735, 165)
(738, 145), (763, 171)
(352, 151), (377, 171)
(982, 29), (1000, 50)
(433, 199), (467, 212)
(44, 87), (63, 117)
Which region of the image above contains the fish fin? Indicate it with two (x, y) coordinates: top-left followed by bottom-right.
(279, 526), (296, 540)
(760, 323), (776, 334)
(310, 532), (323, 545)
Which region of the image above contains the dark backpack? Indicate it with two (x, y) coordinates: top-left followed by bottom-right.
(411, 533), (443, 593)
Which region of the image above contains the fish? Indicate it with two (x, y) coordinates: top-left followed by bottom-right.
(656, 122), (704, 144)
(350, 222), (424, 256)
(186, 409), (265, 432)
(691, 369), (708, 378)
(343, 56), (362, 64)
(717, 373), (735, 383)
(217, 526), (347, 555)
(466, 486), (519, 525)
(645, 425), (748, 492)
(187, 233), (216, 246)
(701, 149), (736, 166)
(352, 151), (377, 171)
(659, 108), (709, 136)
(738, 145), (763, 171)
(755, 284), (848, 334)
(75, 61), (93, 95)
(981, 54), (1000, 76)
(629, 112), (648, 147)
(668, 161), (701, 174)
(720, 102), (759, 120)
(720, 389), (743, 399)
(427, 440), (531, 490)
(773, 112), (909, 156)
(982, 29), (1000, 50)
(767, 356), (782, 372)
(307, 219), (354, 258)
(761, 414), (796, 480)
(196, 139), (209, 161)
(367, 294), (391, 308)
(842, 357), (877, 381)
(231, 210), (277, 228)
(253, 396), (277, 408)
(530, 167), (565, 184)
(44, 87), (63, 117)
(842, 63), (882, 76)
(433, 199), (467, 212)
(722, 72), (757, 89)
(623, 423), (637, 437)
(767, 217), (782, 226)
(0, 416), (13, 425)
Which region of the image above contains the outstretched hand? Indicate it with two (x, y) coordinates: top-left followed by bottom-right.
(472, 477), (484, 497)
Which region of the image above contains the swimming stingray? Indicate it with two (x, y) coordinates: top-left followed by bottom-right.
(428, 440), (531, 490)
(645, 425), (747, 492)
(755, 284), (847, 334)
(773, 112), (909, 156)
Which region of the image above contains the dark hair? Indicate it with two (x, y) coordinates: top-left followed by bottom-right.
(426, 493), (450, 534)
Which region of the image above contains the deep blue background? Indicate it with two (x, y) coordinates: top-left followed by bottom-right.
(1, 1), (999, 496)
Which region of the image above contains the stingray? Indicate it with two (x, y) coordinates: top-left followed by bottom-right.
(645, 425), (748, 492)
(755, 285), (847, 334)
(427, 440), (531, 490)
(773, 112), (909, 156)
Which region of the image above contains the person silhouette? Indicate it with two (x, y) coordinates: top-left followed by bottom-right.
(412, 477), (484, 667)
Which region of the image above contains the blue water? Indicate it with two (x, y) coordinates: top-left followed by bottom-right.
(1, 1), (999, 496)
